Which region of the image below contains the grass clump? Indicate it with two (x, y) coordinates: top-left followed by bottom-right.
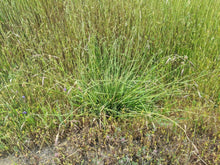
(0, 0), (219, 164)
(74, 36), (185, 117)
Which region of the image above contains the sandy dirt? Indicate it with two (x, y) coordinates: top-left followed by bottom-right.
(0, 155), (18, 165)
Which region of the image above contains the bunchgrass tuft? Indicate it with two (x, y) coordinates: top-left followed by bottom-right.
(73, 37), (186, 117)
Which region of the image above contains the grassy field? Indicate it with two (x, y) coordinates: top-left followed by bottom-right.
(0, 0), (219, 164)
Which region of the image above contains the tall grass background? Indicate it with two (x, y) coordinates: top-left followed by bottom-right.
(0, 0), (219, 155)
